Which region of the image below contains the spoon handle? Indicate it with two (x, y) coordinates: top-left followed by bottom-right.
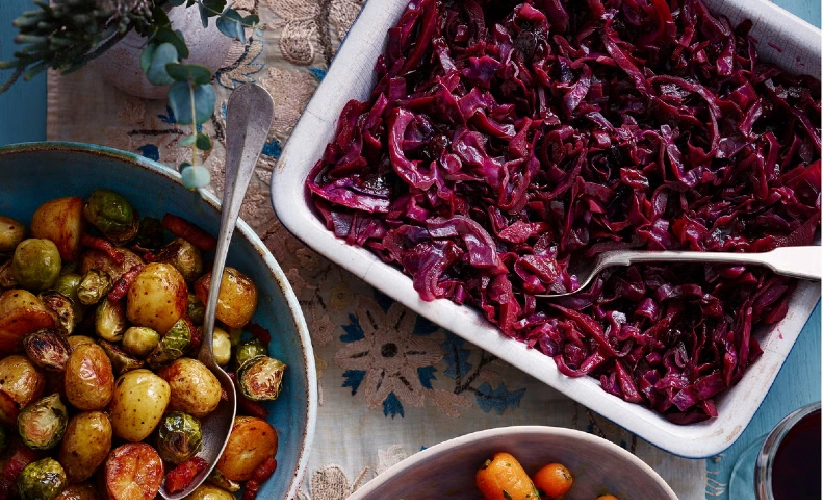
(201, 84), (275, 367)
(599, 246), (822, 280)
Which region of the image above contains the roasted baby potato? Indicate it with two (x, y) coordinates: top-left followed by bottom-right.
(126, 263), (188, 334)
(159, 357), (221, 418)
(194, 267), (257, 328)
(0, 216), (26, 253)
(109, 369), (170, 441)
(0, 289), (56, 353)
(58, 410), (112, 483)
(29, 196), (85, 261)
(216, 416), (278, 482)
(64, 343), (114, 411)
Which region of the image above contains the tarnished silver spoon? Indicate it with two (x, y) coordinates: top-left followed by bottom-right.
(533, 246), (822, 299)
(159, 83), (275, 500)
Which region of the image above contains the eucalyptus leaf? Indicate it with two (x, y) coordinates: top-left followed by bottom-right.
(150, 5), (171, 28)
(165, 63), (211, 85)
(196, 133), (212, 150)
(201, 0), (228, 16)
(216, 9), (245, 43)
(155, 27), (188, 60)
(169, 81), (215, 125)
(198, 3), (209, 28)
(169, 0), (186, 5)
(146, 43), (178, 86)
(179, 135), (197, 147)
(140, 44), (157, 74)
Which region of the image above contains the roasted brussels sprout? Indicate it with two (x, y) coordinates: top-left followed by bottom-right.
(12, 239), (62, 292)
(83, 190), (138, 245)
(156, 411), (203, 464)
(18, 457), (67, 500)
(154, 238), (204, 283)
(122, 326), (160, 357)
(0, 216), (25, 252)
(206, 469), (241, 492)
(77, 269), (112, 306)
(0, 260), (17, 290)
(95, 299), (126, 342)
(18, 393), (68, 449)
(23, 329), (72, 372)
(234, 337), (268, 369)
(148, 317), (191, 368)
(39, 291), (77, 336)
(51, 273), (85, 319)
(187, 483), (237, 499)
(237, 355), (286, 401)
(98, 340), (145, 375)
(187, 293), (205, 325)
(134, 216), (164, 251)
(212, 327), (231, 366)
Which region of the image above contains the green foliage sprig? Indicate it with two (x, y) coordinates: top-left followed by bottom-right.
(1, 0), (260, 190)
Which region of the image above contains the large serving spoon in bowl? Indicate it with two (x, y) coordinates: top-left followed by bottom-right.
(533, 246), (822, 299)
(159, 83), (275, 500)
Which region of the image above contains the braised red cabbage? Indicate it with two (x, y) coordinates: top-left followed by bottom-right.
(307, 0), (821, 424)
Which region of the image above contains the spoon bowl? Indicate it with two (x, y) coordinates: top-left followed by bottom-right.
(159, 83), (275, 499)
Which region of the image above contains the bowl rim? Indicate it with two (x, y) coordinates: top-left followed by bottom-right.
(0, 140), (318, 500)
(346, 425), (679, 500)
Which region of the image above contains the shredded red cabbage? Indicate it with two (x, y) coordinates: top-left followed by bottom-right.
(307, 0), (821, 424)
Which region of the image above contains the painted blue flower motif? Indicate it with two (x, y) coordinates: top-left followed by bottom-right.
(476, 382), (525, 414)
(157, 105), (176, 124)
(136, 144), (160, 161)
(308, 68), (327, 81)
(335, 296), (443, 417)
(442, 331), (472, 379)
(261, 138), (282, 159)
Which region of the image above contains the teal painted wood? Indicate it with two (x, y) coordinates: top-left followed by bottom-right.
(773, 0), (821, 27)
(0, 1), (47, 146)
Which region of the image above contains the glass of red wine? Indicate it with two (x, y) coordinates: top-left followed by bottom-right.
(729, 401), (821, 500)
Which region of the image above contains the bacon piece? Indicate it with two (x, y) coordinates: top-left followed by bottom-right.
(161, 214), (217, 252)
(0, 445), (38, 499)
(107, 264), (145, 303)
(80, 234), (125, 265)
(240, 457), (277, 500)
(186, 316), (202, 353)
(245, 323), (272, 345)
(163, 457), (208, 494)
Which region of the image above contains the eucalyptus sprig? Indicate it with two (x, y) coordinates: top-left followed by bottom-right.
(1, 0), (261, 190)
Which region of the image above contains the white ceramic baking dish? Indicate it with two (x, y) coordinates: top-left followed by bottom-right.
(272, 0), (821, 458)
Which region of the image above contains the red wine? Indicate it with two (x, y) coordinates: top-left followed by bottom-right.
(770, 409), (821, 500)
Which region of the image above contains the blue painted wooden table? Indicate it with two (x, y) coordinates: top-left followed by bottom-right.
(0, 2), (820, 499)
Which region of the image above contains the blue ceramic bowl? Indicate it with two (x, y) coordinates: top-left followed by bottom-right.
(0, 142), (317, 499)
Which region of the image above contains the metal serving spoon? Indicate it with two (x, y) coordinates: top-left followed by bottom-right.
(159, 83), (275, 500)
(533, 246), (822, 299)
